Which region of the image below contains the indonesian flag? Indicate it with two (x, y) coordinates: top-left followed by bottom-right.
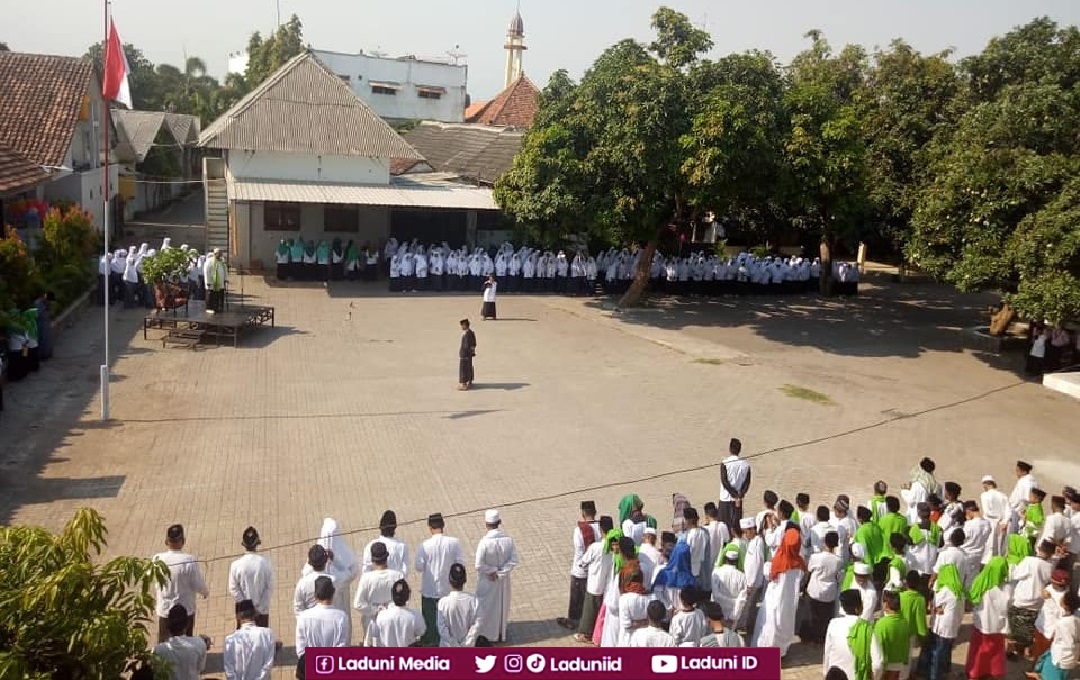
(102, 18), (132, 109)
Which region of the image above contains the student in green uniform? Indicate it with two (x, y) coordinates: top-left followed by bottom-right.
(878, 497), (910, 549)
(898, 570), (929, 649)
(870, 481), (889, 523)
(875, 590), (912, 680)
(855, 506), (888, 590)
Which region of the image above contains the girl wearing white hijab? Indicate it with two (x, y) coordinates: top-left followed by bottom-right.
(303, 518), (358, 641)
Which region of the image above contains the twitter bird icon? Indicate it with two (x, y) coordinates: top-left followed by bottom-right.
(475, 655), (497, 674)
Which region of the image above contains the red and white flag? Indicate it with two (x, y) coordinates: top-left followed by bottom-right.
(102, 18), (132, 109)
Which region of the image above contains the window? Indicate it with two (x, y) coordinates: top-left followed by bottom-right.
(338, 74), (351, 83)
(372, 85), (397, 96)
(417, 89), (442, 100)
(263, 202), (301, 230)
(323, 205), (359, 232)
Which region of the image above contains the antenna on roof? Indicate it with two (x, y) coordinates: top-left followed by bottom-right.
(446, 45), (468, 65)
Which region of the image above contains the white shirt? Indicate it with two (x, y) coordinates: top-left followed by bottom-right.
(1051, 615), (1080, 670)
(153, 635), (207, 680)
(437, 590), (480, 647)
(719, 456), (750, 502)
(712, 565), (747, 621)
(1036, 587), (1068, 636)
(933, 546), (965, 574)
(618, 592), (652, 646)
(1010, 474), (1039, 514)
(1011, 556), (1052, 609)
(743, 536), (767, 590)
(293, 569), (339, 615)
(670, 608), (708, 646)
(823, 615), (883, 680)
(901, 483), (928, 523)
(1069, 513), (1080, 555)
(571, 522), (602, 578)
(639, 543), (663, 589)
(809, 521), (835, 555)
(1043, 512), (1071, 545)
(629, 625), (676, 647)
(362, 536), (410, 577)
(622, 519), (647, 547)
(295, 604), (349, 656)
(981, 489), (1010, 528)
(807, 552), (842, 602)
(153, 550), (209, 618)
(415, 533), (466, 599)
(857, 581), (878, 622)
(223, 623), (276, 680)
(972, 586), (1009, 635)
(931, 588), (962, 639)
(370, 604), (425, 647)
(579, 541), (611, 596)
(482, 282), (497, 302)
(706, 521), (731, 568)
(685, 527), (709, 577)
(960, 517), (991, 563)
(353, 569), (404, 618)
(228, 552), (274, 615)
(908, 526), (939, 574)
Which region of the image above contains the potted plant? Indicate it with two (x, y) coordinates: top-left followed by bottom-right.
(140, 248), (192, 311)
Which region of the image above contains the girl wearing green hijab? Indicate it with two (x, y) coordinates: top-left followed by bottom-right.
(916, 563), (964, 680)
(618, 494), (657, 544)
(965, 556), (1009, 679)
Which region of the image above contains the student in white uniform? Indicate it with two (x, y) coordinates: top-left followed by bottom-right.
(362, 511), (409, 577)
(629, 601), (677, 647)
(296, 577), (349, 679)
(474, 509), (520, 644)
(222, 600), (277, 680)
(823, 590), (884, 680)
(369, 580), (425, 647)
(703, 503), (730, 576)
(638, 528), (663, 589)
(560, 501), (602, 631)
(669, 587), (709, 646)
(575, 516), (614, 643)
(1009, 460), (1039, 534)
(227, 527), (274, 628)
(294, 545), (339, 616)
(153, 605), (210, 680)
(980, 475), (1011, 558)
(617, 571), (652, 647)
(852, 562), (878, 622)
(699, 601), (744, 647)
(153, 524), (210, 643)
(711, 551), (747, 624)
(960, 502), (992, 587)
(354, 542), (404, 646)
(437, 563), (481, 647)
(415, 512), (466, 646)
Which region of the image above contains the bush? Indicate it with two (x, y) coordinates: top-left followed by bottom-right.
(0, 227), (40, 327)
(0, 508), (170, 680)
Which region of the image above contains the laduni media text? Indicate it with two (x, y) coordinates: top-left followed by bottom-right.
(328, 656), (450, 672)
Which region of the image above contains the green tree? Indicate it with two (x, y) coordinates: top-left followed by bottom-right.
(681, 51), (789, 244)
(497, 7), (710, 307)
(0, 508), (169, 680)
(85, 42), (159, 110)
(244, 14), (305, 88)
(783, 31), (869, 292)
(908, 81), (1080, 332)
(962, 17), (1080, 104)
(858, 40), (963, 251)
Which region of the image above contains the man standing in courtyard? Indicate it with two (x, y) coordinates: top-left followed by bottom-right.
(203, 248), (227, 313)
(153, 525), (210, 643)
(415, 513), (466, 646)
(459, 319), (476, 391)
(719, 438), (752, 535)
(475, 509), (519, 643)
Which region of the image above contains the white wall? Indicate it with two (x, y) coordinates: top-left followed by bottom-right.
(226, 150), (389, 185)
(44, 166), (119, 231)
(311, 50), (467, 123)
(239, 201), (390, 268)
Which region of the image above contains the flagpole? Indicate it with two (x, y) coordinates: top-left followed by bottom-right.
(100, 0), (111, 421)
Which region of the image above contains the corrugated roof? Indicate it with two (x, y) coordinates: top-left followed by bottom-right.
(227, 177), (497, 210)
(465, 75), (539, 129)
(164, 112), (200, 145)
(0, 51), (95, 167)
(401, 122), (524, 184)
(199, 51), (422, 160)
(112, 110), (166, 162)
(0, 142), (52, 194)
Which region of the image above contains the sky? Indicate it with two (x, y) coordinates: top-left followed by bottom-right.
(6, 0), (1080, 101)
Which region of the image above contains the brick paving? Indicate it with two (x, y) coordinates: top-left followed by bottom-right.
(1, 275), (1076, 679)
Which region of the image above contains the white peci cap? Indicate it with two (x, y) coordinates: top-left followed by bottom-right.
(484, 509), (501, 524)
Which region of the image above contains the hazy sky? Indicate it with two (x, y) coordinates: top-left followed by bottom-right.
(6, 0), (1080, 100)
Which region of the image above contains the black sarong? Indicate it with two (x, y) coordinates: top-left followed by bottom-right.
(459, 357), (474, 384)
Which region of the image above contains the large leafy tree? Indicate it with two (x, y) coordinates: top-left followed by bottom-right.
(782, 32), (869, 291)
(85, 42), (159, 111)
(0, 509), (169, 680)
(497, 7), (712, 307)
(244, 14), (305, 88)
(858, 40), (963, 250)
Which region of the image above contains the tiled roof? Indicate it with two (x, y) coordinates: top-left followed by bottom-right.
(0, 51), (95, 167)
(464, 99), (489, 120)
(199, 51), (422, 160)
(113, 110), (201, 163)
(464, 75), (539, 129)
(0, 142), (51, 194)
(401, 122), (524, 184)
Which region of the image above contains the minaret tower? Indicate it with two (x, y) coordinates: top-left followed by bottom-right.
(504, 5), (526, 89)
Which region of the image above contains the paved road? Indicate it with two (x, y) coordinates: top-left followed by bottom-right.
(1, 276), (1074, 678)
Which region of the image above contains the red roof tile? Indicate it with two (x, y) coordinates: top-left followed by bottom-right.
(0, 51), (95, 167)
(0, 142), (51, 194)
(465, 76), (539, 129)
(464, 99), (489, 120)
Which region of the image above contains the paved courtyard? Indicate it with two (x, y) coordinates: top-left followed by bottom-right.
(1, 271), (1077, 679)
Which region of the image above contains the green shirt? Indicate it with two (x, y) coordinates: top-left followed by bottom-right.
(855, 522), (886, 565)
(874, 613), (912, 665)
(870, 495), (888, 523)
(898, 589), (928, 639)
(908, 523), (942, 550)
(878, 513), (909, 554)
(1024, 503), (1045, 539)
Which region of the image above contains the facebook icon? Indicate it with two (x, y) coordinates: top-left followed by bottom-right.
(314, 656), (335, 675)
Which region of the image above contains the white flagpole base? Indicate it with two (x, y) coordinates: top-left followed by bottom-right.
(100, 365), (110, 421)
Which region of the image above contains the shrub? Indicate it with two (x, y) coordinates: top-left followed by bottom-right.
(0, 508), (170, 680)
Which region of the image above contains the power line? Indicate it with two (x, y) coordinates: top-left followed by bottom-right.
(184, 379), (1026, 567)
